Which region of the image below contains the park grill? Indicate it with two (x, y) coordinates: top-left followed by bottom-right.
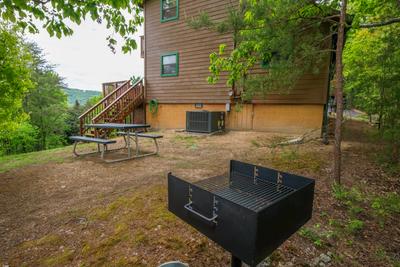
(168, 160), (315, 267)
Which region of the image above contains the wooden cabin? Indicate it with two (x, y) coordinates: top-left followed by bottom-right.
(143, 0), (332, 133)
(80, 0), (333, 135)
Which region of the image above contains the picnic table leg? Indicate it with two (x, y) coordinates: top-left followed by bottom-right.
(101, 144), (105, 160)
(73, 142), (79, 157)
(122, 135), (128, 148)
(135, 132), (140, 156)
(127, 130), (131, 158)
(154, 138), (159, 154)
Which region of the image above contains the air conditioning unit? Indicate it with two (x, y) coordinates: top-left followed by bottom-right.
(186, 111), (225, 133)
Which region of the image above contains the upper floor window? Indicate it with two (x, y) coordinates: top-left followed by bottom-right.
(161, 0), (179, 22)
(161, 52), (179, 77)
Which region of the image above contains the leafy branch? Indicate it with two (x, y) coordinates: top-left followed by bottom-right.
(0, 0), (144, 53)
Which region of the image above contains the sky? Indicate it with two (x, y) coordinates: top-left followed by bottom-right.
(27, 20), (144, 91)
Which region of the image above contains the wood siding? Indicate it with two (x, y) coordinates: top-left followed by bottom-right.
(144, 0), (331, 105)
(145, 103), (324, 133)
(144, 0), (233, 103)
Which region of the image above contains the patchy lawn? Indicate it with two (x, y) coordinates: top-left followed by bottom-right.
(0, 120), (399, 266)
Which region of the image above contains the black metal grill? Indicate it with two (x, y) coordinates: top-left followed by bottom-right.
(195, 174), (295, 212)
(168, 160), (315, 267)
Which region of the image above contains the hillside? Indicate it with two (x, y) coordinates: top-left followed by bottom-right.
(63, 88), (101, 106)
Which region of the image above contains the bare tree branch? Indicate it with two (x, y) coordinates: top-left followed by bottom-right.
(360, 18), (400, 28)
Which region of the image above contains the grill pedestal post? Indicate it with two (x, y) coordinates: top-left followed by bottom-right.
(231, 254), (242, 267)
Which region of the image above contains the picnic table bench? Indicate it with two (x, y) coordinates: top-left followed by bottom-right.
(69, 136), (116, 159)
(117, 132), (163, 155)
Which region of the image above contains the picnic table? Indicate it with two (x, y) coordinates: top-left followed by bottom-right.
(70, 123), (163, 163)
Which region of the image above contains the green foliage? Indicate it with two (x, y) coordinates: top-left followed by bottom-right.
(62, 88), (101, 106)
(23, 43), (68, 150)
(84, 95), (103, 109)
(0, 0), (144, 53)
(299, 227), (324, 247)
(0, 145), (72, 173)
(65, 100), (85, 137)
(130, 75), (142, 85)
(189, 0), (336, 100)
(332, 183), (363, 203)
(348, 0), (400, 28)
(332, 183), (366, 217)
(346, 219), (364, 234)
(149, 99), (159, 115)
(0, 121), (39, 155)
(371, 192), (400, 222)
(0, 25), (33, 124)
(344, 20), (400, 163)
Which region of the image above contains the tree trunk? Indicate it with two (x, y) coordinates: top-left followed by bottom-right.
(333, 0), (347, 184)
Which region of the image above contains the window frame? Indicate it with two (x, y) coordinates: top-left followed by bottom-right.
(160, 0), (179, 22)
(160, 52), (179, 77)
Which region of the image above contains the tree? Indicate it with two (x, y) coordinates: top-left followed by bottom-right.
(0, 25), (33, 125)
(190, 0), (400, 183)
(23, 43), (68, 150)
(189, 0), (337, 101)
(333, 0), (347, 184)
(0, 0), (144, 53)
(344, 25), (400, 164)
(65, 100), (85, 138)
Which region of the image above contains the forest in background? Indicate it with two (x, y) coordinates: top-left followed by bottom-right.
(0, 25), (102, 155)
(63, 88), (101, 106)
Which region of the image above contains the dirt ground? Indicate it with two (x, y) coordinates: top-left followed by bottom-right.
(0, 120), (399, 267)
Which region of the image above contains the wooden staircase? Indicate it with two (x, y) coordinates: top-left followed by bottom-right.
(79, 78), (145, 136)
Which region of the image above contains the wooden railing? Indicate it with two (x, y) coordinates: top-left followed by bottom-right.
(92, 79), (144, 125)
(79, 80), (130, 134)
(102, 80), (128, 96)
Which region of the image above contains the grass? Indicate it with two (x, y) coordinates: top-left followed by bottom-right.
(0, 147), (68, 173)
(250, 139), (261, 147)
(0, 143), (98, 173)
(173, 134), (201, 149)
(299, 227), (324, 247)
(79, 185), (182, 266)
(42, 249), (74, 266)
(346, 219), (364, 234)
(20, 234), (64, 249)
(371, 192), (400, 226)
(174, 161), (194, 169)
(269, 147), (324, 173)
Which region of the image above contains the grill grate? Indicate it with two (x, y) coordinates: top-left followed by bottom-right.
(194, 172), (295, 212)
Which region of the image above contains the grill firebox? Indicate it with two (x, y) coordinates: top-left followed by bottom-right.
(168, 160), (315, 266)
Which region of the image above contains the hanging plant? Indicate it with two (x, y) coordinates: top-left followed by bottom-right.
(149, 99), (159, 115)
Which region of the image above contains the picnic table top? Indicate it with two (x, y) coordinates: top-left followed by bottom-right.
(85, 123), (150, 129)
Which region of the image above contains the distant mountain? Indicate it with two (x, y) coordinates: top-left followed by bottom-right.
(63, 88), (101, 106)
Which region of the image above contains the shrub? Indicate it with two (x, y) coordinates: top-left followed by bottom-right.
(0, 122), (39, 155)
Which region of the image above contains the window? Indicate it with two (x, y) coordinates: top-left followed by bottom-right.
(161, 0), (179, 22)
(161, 52), (179, 77)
